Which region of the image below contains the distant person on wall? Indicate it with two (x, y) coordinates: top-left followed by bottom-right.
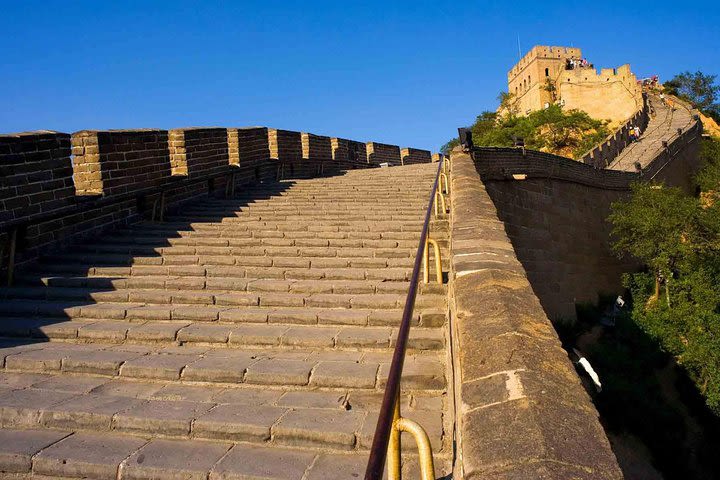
(629, 127), (637, 142)
(634, 125), (641, 139)
(660, 93), (666, 106)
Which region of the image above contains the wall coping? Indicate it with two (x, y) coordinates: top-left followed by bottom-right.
(448, 150), (623, 479)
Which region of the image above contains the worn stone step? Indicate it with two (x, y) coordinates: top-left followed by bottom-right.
(27, 264), (425, 282)
(0, 302), (447, 327)
(0, 318), (445, 351)
(12, 277), (448, 296)
(66, 244), (417, 258)
(0, 342), (446, 391)
(0, 292), (446, 320)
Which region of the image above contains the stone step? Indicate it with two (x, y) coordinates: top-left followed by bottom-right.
(0, 289), (446, 318)
(0, 301), (446, 327)
(122, 219), (450, 232)
(37, 255), (451, 273)
(110, 226), (448, 241)
(61, 243), (429, 258)
(0, 319), (444, 351)
(0, 395), (447, 459)
(27, 264), (429, 282)
(0, 286), (446, 309)
(0, 342), (445, 391)
(14, 276), (448, 296)
(0, 164), (454, 478)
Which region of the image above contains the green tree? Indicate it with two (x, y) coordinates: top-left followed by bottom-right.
(609, 150), (720, 413)
(664, 71), (720, 121)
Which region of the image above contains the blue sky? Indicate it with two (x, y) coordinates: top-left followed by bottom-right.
(1, 1), (718, 151)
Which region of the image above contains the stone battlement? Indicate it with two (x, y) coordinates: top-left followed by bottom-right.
(507, 45), (642, 122)
(0, 126), (435, 274)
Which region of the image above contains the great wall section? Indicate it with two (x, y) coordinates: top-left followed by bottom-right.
(0, 51), (707, 480)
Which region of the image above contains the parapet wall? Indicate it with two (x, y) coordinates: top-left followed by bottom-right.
(581, 94), (650, 168)
(449, 150), (623, 478)
(473, 147), (636, 319)
(0, 126), (434, 278)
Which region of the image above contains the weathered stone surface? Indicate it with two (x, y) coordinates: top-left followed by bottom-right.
(244, 359), (313, 386)
(273, 409), (363, 449)
(0, 389), (77, 427)
(113, 400), (212, 436)
(193, 404), (286, 441)
(310, 361), (378, 388)
(121, 438), (231, 480)
(0, 429), (68, 473)
(209, 444), (315, 480)
(40, 394), (143, 430)
(33, 432), (147, 480)
(449, 151), (623, 478)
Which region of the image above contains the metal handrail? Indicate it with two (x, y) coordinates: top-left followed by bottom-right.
(364, 157), (446, 480)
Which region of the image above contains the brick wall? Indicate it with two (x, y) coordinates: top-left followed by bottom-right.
(72, 129), (171, 198)
(366, 141), (401, 166)
(641, 119), (703, 191)
(1, 126), (435, 279)
(169, 128), (229, 178)
(268, 129), (302, 162)
(449, 150), (623, 478)
(236, 127), (270, 166)
(331, 138), (368, 170)
(474, 147), (636, 319)
(581, 94), (650, 168)
(400, 147), (432, 165)
(227, 129), (240, 166)
(0, 131), (74, 227)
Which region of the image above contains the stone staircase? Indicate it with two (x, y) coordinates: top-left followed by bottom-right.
(0, 164), (452, 479)
(609, 93), (694, 171)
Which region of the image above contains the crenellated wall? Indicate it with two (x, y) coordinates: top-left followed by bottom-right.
(367, 141), (402, 166)
(471, 135), (701, 320)
(400, 147), (432, 165)
(581, 94), (650, 168)
(449, 150), (624, 478)
(0, 126), (433, 278)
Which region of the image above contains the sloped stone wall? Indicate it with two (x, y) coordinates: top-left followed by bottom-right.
(449, 150), (623, 479)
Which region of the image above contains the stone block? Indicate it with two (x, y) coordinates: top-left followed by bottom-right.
(33, 432), (147, 480)
(273, 408), (363, 449)
(120, 353), (197, 380)
(310, 361), (378, 389)
(0, 428), (69, 473)
(113, 399), (212, 436)
(40, 394), (143, 430)
(244, 359), (313, 386)
(208, 444), (314, 480)
(121, 438), (231, 480)
(193, 404), (286, 442)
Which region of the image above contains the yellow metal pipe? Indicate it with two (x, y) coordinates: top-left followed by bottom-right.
(396, 418), (436, 480)
(440, 172), (449, 194)
(387, 395), (402, 480)
(435, 191), (447, 216)
(422, 238), (430, 284)
(427, 238), (442, 284)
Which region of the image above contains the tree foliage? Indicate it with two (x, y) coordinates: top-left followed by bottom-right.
(442, 102), (609, 158)
(609, 138), (720, 414)
(664, 71), (720, 121)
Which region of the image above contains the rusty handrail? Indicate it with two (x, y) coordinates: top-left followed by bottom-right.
(364, 158), (445, 479)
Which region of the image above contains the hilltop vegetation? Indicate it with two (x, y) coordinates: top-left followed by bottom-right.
(443, 94), (610, 159)
(664, 71), (720, 123)
(609, 136), (720, 415)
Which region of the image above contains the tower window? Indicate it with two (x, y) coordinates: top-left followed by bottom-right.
(545, 68), (549, 77)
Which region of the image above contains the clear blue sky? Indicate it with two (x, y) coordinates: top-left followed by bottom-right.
(1, 0), (718, 151)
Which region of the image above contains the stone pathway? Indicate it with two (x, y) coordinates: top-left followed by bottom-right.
(0, 164), (452, 479)
(609, 93), (694, 171)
